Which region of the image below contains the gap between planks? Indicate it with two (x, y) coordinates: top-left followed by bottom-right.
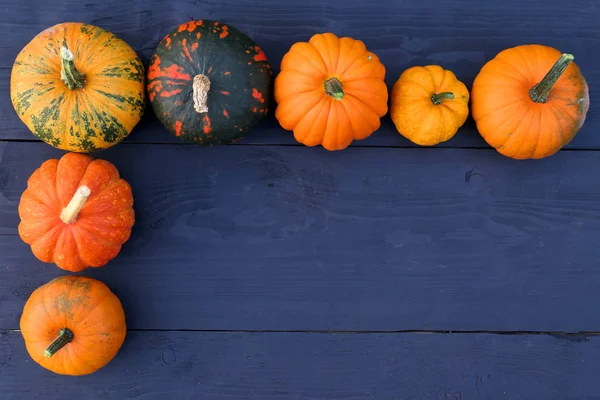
(1, 328), (598, 337)
(2, 138), (600, 152)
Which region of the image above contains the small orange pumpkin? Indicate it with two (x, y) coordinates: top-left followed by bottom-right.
(274, 32), (388, 151)
(20, 275), (127, 376)
(18, 152), (134, 272)
(471, 44), (590, 159)
(390, 65), (469, 146)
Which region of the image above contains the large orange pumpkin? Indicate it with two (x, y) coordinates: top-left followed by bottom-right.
(274, 32), (388, 151)
(471, 44), (590, 159)
(10, 22), (146, 153)
(390, 65), (469, 146)
(18, 152), (134, 272)
(20, 275), (127, 376)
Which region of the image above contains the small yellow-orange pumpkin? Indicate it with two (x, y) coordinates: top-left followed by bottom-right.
(18, 152), (134, 272)
(274, 32), (388, 151)
(390, 65), (470, 146)
(20, 275), (127, 376)
(471, 44), (590, 159)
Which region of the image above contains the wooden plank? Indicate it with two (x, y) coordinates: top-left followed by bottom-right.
(1, 0), (599, 148)
(1, 330), (598, 399)
(2, 142), (600, 332)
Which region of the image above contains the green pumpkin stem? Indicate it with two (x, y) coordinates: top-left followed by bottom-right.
(431, 92), (454, 105)
(193, 74), (211, 113)
(60, 46), (86, 90)
(324, 77), (344, 101)
(44, 328), (74, 357)
(60, 185), (91, 224)
(529, 53), (574, 103)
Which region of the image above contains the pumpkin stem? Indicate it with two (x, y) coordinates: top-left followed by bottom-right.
(60, 46), (86, 90)
(431, 92), (454, 105)
(192, 74), (211, 113)
(324, 77), (344, 101)
(60, 185), (91, 224)
(529, 53), (575, 103)
(44, 328), (74, 357)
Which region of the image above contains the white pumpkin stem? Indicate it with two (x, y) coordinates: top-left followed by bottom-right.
(60, 46), (86, 90)
(192, 74), (211, 113)
(60, 185), (91, 224)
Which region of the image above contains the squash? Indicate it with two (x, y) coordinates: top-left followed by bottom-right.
(390, 65), (469, 146)
(274, 32), (388, 151)
(10, 22), (145, 153)
(147, 20), (273, 144)
(18, 152), (134, 272)
(471, 44), (590, 159)
(20, 275), (126, 376)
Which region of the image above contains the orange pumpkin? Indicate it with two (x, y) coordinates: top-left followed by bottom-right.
(390, 65), (469, 146)
(20, 275), (127, 376)
(274, 32), (388, 151)
(10, 22), (146, 153)
(18, 152), (134, 272)
(471, 44), (590, 159)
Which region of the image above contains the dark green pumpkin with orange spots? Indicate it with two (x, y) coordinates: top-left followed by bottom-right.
(148, 20), (273, 144)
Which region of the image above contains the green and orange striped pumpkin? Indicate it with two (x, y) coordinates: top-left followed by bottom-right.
(147, 20), (273, 144)
(10, 22), (146, 153)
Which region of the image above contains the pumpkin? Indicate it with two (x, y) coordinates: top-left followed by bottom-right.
(274, 32), (388, 151)
(18, 152), (134, 272)
(20, 275), (126, 376)
(471, 44), (590, 159)
(147, 20), (273, 144)
(390, 65), (469, 146)
(10, 22), (145, 153)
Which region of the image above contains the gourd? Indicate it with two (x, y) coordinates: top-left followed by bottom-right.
(20, 275), (127, 376)
(471, 44), (590, 159)
(10, 22), (146, 153)
(18, 152), (134, 272)
(274, 32), (388, 151)
(147, 20), (273, 144)
(390, 65), (469, 146)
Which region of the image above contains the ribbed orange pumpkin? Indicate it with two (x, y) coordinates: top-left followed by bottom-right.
(20, 275), (127, 376)
(471, 44), (590, 159)
(18, 152), (134, 272)
(274, 32), (388, 150)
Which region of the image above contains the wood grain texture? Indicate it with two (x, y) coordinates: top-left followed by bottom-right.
(2, 142), (600, 332)
(1, 330), (598, 399)
(0, 0), (598, 148)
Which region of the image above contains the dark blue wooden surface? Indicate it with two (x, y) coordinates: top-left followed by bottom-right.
(3, 142), (600, 334)
(1, 331), (598, 399)
(1, 0), (600, 398)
